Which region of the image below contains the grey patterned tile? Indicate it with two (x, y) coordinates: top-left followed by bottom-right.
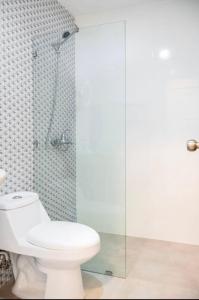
(0, 0), (76, 287)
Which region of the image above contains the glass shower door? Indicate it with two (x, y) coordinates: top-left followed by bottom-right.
(76, 22), (126, 278)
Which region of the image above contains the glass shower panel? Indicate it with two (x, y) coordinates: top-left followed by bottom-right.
(76, 22), (126, 278)
(33, 32), (76, 222)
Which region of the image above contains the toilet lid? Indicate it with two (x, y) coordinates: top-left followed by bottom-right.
(27, 221), (100, 251)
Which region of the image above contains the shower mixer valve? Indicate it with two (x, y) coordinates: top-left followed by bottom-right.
(51, 132), (72, 151)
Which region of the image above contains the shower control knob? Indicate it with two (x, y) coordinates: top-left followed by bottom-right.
(33, 140), (39, 149)
(187, 140), (199, 152)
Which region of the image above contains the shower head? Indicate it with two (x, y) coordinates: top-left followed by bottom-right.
(52, 25), (79, 52)
(62, 31), (70, 39)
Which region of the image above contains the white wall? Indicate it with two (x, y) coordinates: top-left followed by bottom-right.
(76, 0), (199, 245)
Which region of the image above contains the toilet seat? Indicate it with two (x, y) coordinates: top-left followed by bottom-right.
(27, 221), (100, 251)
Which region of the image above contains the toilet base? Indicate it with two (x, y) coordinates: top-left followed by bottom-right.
(11, 254), (84, 299)
(43, 267), (84, 299)
(11, 255), (46, 299)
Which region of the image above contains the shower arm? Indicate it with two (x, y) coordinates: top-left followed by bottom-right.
(52, 26), (79, 52)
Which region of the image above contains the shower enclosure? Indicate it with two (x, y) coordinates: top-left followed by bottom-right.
(33, 28), (77, 222)
(76, 22), (126, 278)
(33, 21), (126, 278)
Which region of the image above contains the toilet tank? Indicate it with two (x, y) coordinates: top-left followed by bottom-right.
(0, 192), (50, 252)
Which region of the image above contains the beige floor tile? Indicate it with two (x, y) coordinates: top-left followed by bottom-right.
(1, 236), (199, 299)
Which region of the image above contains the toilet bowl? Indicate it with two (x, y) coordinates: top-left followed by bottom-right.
(0, 192), (100, 299)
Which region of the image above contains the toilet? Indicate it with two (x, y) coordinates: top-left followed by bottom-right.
(0, 191), (100, 299)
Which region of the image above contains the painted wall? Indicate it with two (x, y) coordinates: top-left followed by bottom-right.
(76, 0), (199, 245)
(0, 0), (76, 287)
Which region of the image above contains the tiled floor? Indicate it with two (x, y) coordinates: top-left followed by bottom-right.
(83, 232), (126, 278)
(1, 236), (199, 299)
(84, 237), (199, 299)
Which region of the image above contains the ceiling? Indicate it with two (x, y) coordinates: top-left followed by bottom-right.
(58, 0), (144, 16)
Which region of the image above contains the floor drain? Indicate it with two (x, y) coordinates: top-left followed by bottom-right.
(105, 270), (113, 276)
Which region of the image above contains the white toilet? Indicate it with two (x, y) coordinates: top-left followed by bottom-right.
(0, 191), (100, 299)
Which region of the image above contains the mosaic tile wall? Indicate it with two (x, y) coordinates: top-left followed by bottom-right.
(33, 30), (76, 221)
(0, 0), (76, 287)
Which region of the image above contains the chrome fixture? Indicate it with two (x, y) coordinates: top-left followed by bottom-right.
(187, 140), (199, 152)
(33, 139), (39, 149)
(32, 50), (38, 59)
(45, 25), (79, 150)
(105, 270), (113, 277)
(12, 195), (23, 200)
(51, 132), (72, 152)
(52, 25), (79, 53)
(0, 251), (10, 270)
